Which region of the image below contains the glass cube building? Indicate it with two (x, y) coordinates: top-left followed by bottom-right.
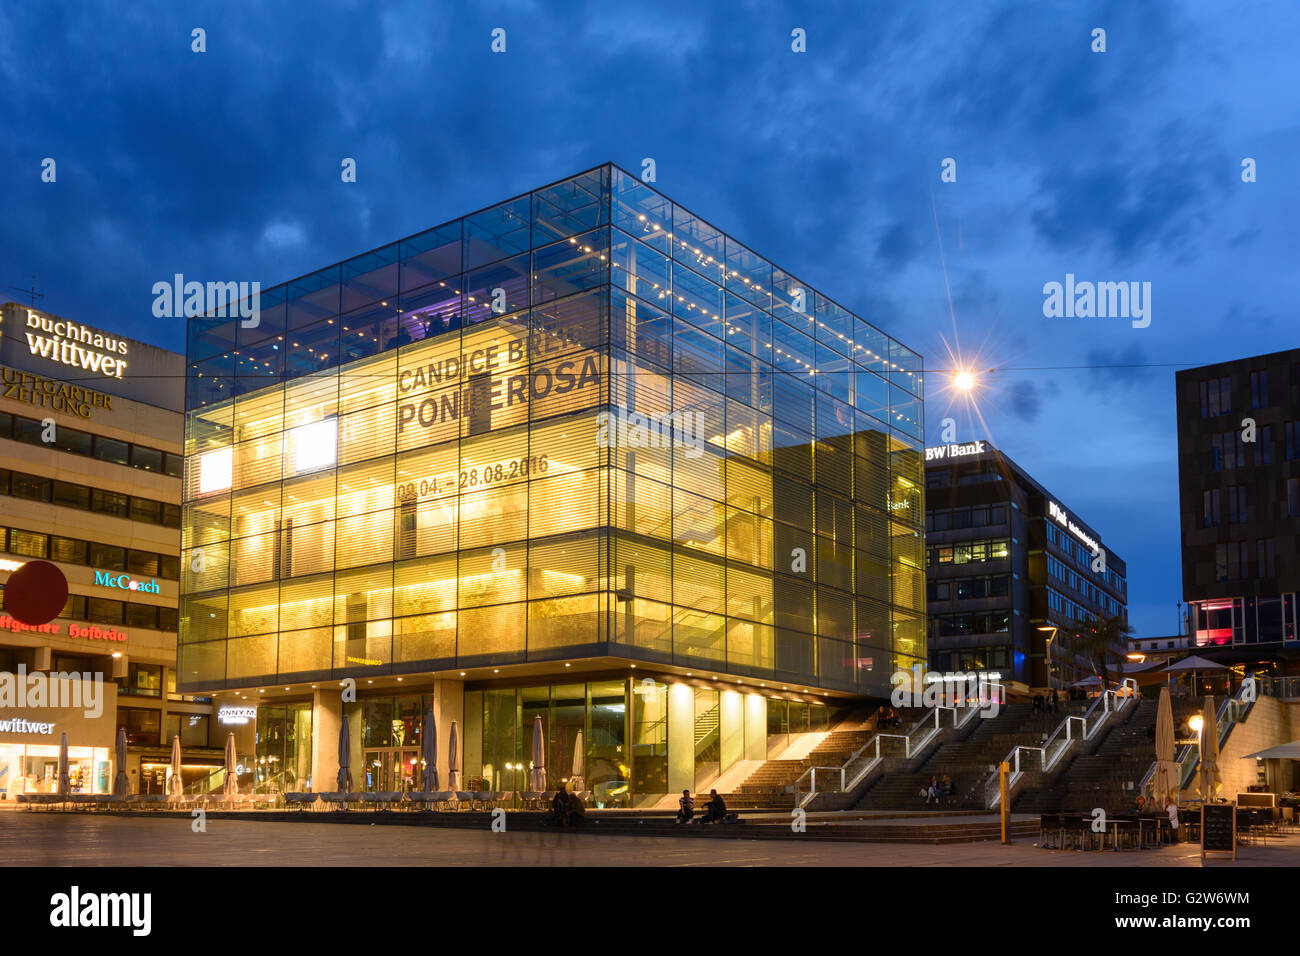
(180, 164), (925, 804)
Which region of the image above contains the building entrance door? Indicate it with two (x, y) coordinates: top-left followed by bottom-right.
(362, 748), (421, 791)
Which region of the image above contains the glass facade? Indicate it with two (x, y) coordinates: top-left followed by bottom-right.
(179, 164), (926, 699)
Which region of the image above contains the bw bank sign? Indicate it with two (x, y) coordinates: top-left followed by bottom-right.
(93, 572), (160, 594)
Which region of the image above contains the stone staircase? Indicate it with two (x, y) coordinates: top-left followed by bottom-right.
(721, 728), (874, 810)
(718, 707), (928, 810)
(853, 701), (1090, 811)
(1013, 696), (1209, 814)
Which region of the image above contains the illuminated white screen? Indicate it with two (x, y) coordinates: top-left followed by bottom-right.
(198, 447), (233, 494)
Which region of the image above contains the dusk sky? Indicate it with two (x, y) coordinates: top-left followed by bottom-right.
(3, 1), (1296, 641)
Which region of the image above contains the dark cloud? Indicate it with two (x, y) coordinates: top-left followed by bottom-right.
(1, 0), (1296, 644)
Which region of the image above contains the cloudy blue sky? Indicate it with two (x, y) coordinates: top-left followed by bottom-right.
(2, 0), (1296, 639)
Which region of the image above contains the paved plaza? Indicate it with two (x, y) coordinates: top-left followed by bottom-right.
(2, 812), (1297, 866)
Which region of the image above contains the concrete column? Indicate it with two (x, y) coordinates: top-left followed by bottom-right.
(744, 693), (766, 761)
(719, 689), (744, 771)
(312, 689), (342, 792)
(433, 677), (464, 788)
(667, 682), (694, 793)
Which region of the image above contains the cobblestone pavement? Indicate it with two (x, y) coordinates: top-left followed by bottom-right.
(2, 812), (1296, 866)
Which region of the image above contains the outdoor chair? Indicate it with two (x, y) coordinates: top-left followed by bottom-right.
(368, 791), (404, 810)
(455, 790), (476, 808)
(316, 791), (348, 810)
(283, 792), (314, 810)
(1038, 813), (1062, 849)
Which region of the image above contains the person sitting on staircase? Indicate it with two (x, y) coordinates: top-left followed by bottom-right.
(699, 789), (728, 824)
(924, 775), (940, 804)
(938, 774), (953, 799)
(675, 789), (694, 823)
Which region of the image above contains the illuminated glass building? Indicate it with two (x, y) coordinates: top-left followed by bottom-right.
(179, 165), (926, 804)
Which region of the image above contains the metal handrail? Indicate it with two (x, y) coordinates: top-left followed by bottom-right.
(794, 688), (1001, 805)
(1138, 677), (1260, 796)
(983, 679), (1137, 807)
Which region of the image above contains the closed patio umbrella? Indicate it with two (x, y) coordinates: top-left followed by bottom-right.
(168, 734), (184, 799)
(57, 732), (70, 796)
(448, 720), (461, 792)
(529, 715), (546, 791)
(1198, 696), (1222, 801)
(112, 727), (131, 798)
(421, 709), (438, 792)
(1151, 686), (1179, 807)
(569, 730), (585, 792)
(337, 715), (353, 792)
(223, 732), (239, 796)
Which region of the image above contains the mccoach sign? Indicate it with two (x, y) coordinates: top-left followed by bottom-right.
(93, 572), (160, 594)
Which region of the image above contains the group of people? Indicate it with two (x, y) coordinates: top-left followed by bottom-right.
(1133, 794), (1182, 841)
(875, 705), (903, 729)
(544, 783), (587, 827)
(923, 774), (954, 804)
(1032, 690), (1060, 713)
(677, 789), (733, 824)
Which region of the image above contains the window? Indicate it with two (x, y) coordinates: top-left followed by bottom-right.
(121, 662), (162, 697)
(1289, 478), (1299, 518)
(52, 481), (91, 509)
(1200, 376), (1231, 417)
(58, 595), (88, 620)
(125, 604), (159, 629)
(7, 529), (48, 558)
(1287, 422), (1299, 461)
(92, 436), (131, 465)
(1227, 485), (1246, 524)
(87, 598), (124, 625)
(120, 707), (161, 746)
(1224, 541), (1248, 581)
(11, 417), (45, 445)
(1256, 538), (1276, 578)
(1250, 369), (1268, 409)
(127, 549), (160, 576)
(131, 446), (164, 473)
(50, 536), (89, 564)
(163, 453), (184, 478)
(1258, 426), (1273, 465)
(92, 489), (130, 517)
(11, 473), (51, 502)
(88, 543), (126, 570)
(130, 497), (163, 524)
(53, 427), (93, 456)
(1202, 488), (1221, 528)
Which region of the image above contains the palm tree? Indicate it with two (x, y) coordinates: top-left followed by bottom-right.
(1067, 615), (1135, 692)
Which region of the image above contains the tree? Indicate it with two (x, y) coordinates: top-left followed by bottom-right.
(1067, 615), (1135, 692)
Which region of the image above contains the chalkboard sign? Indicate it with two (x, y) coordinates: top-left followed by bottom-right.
(1202, 803), (1237, 860)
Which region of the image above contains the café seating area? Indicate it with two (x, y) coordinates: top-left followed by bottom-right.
(14, 788), (593, 812)
(1039, 804), (1296, 851)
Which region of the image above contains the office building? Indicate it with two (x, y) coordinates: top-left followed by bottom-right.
(924, 439), (1127, 691)
(1176, 347), (1300, 672)
(0, 302), (217, 797)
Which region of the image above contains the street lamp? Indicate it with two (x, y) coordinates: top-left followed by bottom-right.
(1037, 626), (1059, 691)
